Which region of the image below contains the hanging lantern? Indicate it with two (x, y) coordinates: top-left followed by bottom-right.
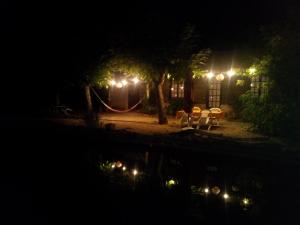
(211, 186), (221, 195)
(116, 161), (123, 168)
(116, 82), (123, 88)
(216, 73), (225, 81)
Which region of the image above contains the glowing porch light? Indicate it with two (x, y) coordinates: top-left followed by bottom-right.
(227, 69), (236, 77)
(207, 72), (214, 79)
(116, 82), (123, 88)
(180, 86), (184, 90)
(121, 80), (128, 86)
(204, 187), (210, 194)
(171, 87), (174, 91)
(216, 73), (225, 81)
(223, 193), (229, 200)
(110, 80), (116, 86)
(132, 169), (138, 176)
(111, 163), (116, 169)
(132, 77), (139, 84)
(122, 166), (126, 171)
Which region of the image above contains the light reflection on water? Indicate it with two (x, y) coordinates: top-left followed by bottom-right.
(96, 152), (262, 218)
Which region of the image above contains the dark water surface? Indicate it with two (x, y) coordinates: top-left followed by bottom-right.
(1, 121), (299, 225)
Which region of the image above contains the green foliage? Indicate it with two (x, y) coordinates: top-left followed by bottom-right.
(239, 91), (287, 135)
(90, 55), (151, 87)
(238, 21), (300, 139)
(141, 98), (157, 115)
(167, 98), (184, 116)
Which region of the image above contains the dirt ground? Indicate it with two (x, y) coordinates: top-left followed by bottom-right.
(50, 112), (265, 140)
(99, 112), (266, 139)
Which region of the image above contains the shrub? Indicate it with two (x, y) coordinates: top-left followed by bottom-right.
(167, 98), (184, 116)
(239, 91), (291, 136)
(141, 97), (157, 114)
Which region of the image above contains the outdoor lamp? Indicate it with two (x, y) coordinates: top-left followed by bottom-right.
(227, 69), (236, 77)
(132, 169), (138, 176)
(223, 193), (229, 200)
(207, 72), (214, 79)
(216, 73), (225, 81)
(132, 77), (139, 84)
(110, 80), (116, 86)
(242, 198), (250, 205)
(121, 80), (128, 86)
(116, 82), (123, 88)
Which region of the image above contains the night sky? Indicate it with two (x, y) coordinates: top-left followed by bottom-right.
(1, 0), (298, 113)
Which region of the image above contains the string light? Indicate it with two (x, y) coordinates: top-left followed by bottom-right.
(216, 73), (225, 81)
(223, 193), (229, 200)
(132, 169), (138, 176)
(207, 72), (214, 79)
(227, 69), (236, 77)
(110, 80), (116, 86)
(242, 198), (250, 205)
(132, 77), (139, 84)
(116, 82), (123, 88)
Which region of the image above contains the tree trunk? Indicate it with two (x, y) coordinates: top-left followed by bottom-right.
(84, 84), (93, 119)
(146, 83), (150, 99)
(183, 68), (193, 113)
(155, 73), (168, 124)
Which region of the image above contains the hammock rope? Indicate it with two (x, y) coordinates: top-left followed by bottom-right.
(91, 87), (142, 113)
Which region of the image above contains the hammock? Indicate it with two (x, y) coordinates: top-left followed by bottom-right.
(91, 87), (142, 113)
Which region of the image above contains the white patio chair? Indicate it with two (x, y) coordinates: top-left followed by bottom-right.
(209, 108), (224, 126)
(176, 110), (189, 128)
(196, 109), (214, 130)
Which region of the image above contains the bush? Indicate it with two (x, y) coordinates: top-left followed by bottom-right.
(141, 97), (157, 115)
(239, 91), (291, 136)
(167, 98), (184, 116)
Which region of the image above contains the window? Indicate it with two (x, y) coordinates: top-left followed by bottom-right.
(208, 80), (221, 108)
(171, 80), (184, 98)
(251, 75), (268, 96)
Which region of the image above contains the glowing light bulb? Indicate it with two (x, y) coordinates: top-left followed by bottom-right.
(132, 77), (139, 84)
(122, 166), (126, 171)
(116, 161), (122, 168)
(169, 179), (175, 185)
(111, 164), (115, 169)
(204, 188), (209, 194)
(223, 193), (229, 199)
(216, 73), (225, 81)
(207, 72), (214, 79)
(121, 80), (128, 86)
(242, 198), (249, 205)
(227, 69), (236, 77)
(132, 169), (138, 176)
(116, 82), (123, 88)
(110, 80), (116, 86)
